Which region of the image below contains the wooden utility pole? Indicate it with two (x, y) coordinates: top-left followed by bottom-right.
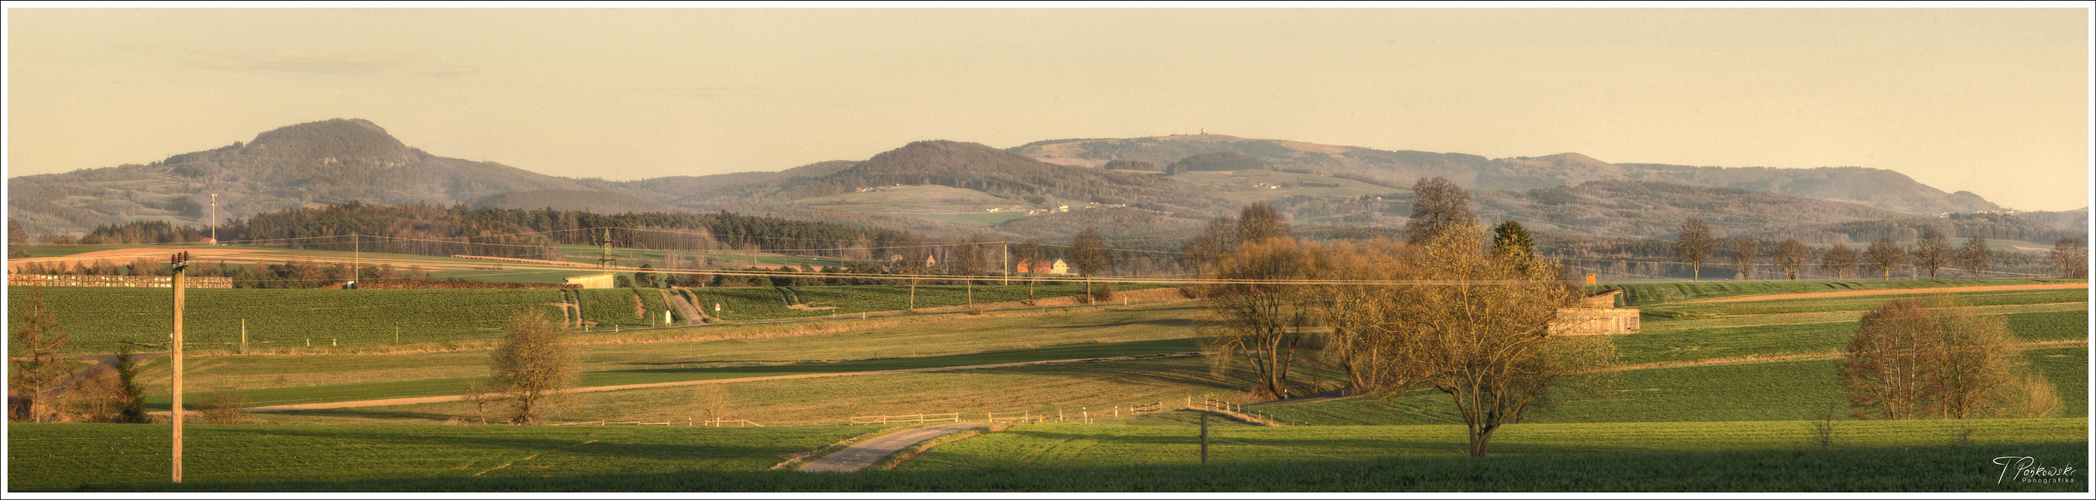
(238, 319), (247, 354)
(170, 251), (190, 483)
(1001, 242), (1009, 285)
(1199, 411), (1209, 464)
(350, 232), (359, 288)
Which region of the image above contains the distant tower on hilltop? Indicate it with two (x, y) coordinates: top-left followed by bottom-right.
(1200, 128), (1207, 135)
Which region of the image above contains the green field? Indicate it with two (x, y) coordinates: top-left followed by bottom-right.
(7, 287), (577, 352)
(7, 282), (1162, 352)
(11, 419), (2083, 492)
(6, 424), (872, 491)
(1596, 278), (2083, 306)
(8, 277), (2089, 492)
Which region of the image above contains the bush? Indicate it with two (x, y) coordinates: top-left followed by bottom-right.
(1089, 282), (1115, 303)
(193, 392), (250, 424)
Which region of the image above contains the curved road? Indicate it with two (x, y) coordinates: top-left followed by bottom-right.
(798, 423), (986, 472)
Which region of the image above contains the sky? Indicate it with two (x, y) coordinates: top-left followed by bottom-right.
(6, 7), (2090, 210)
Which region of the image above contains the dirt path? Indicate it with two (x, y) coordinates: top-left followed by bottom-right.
(249, 351), (1199, 413)
(796, 423), (985, 472)
(1594, 339), (2089, 373)
(1679, 283), (2086, 304)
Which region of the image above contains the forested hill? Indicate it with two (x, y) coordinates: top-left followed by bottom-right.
(7, 119), (589, 235)
(770, 140), (1230, 214)
(1011, 134), (2002, 215)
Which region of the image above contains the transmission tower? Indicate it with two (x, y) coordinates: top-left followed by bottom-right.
(594, 228), (616, 269)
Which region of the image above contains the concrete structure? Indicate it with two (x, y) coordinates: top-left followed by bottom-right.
(1551, 289), (1640, 336)
(564, 273), (618, 289)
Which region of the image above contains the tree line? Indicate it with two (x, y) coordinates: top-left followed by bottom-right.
(1673, 218), (2087, 280)
(1193, 178), (1611, 457)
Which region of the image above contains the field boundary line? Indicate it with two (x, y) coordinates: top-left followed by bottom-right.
(249, 351), (1201, 412)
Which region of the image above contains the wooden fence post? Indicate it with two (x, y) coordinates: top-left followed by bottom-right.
(1200, 411), (1209, 465)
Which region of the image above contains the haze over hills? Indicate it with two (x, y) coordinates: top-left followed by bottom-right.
(6, 119), (2068, 245)
(1012, 134), (2004, 215)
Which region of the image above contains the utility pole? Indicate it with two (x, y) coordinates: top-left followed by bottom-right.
(350, 232), (359, 288)
(208, 194), (217, 244)
(1199, 411), (1209, 465)
(1002, 241), (1009, 285)
(169, 251), (190, 483)
(594, 228), (615, 269)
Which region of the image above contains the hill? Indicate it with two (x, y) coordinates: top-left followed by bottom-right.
(7, 119), (589, 235)
(472, 189), (679, 214)
(1011, 134), (2001, 215)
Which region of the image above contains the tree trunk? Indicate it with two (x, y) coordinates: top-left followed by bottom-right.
(1469, 426), (1497, 457)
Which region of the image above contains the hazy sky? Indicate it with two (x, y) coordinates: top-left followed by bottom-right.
(7, 8), (2090, 210)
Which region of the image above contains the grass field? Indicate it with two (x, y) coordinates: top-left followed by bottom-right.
(7, 287), (576, 352)
(7, 282), (1160, 352)
(6, 424), (873, 491)
(1257, 347), (2089, 426)
(683, 283), (1172, 321)
(1595, 278), (2082, 306)
(9, 277), (2088, 492)
(11, 419), (2083, 492)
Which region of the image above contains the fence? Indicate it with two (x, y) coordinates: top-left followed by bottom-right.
(849, 413), (962, 425)
(549, 417), (763, 427)
(1200, 396), (1299, 426)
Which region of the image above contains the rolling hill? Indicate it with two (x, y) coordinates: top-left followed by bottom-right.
(6, 119), (2057, 246)
(1010, 134), (2002, 215)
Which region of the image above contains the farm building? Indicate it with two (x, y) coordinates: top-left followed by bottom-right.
(1550, 289), (1640, 336)
(1012, 258), (1071, 275)
(564, 273), (617, 289)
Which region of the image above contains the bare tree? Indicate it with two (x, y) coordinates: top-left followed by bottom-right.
(1728, 239), (1759, 280)
(1069, 228), (1111, 301)
(1913, 229), (1951, 279)
(1305, 239), (1406, 393)
(2049, 237), (2086, 278)
(1377, 224), (1612, 457)
(1202, 238), (1315, 400)
(1773, 239), (1812, 280)
(1405, 177), (1474, 244)
(1014, 240), (1044, 303)
(1674, 218), (1716, 281)
(1864, 238), (1908, 280)
(1957, 235), (1992, 278)
(1841, 298), (2021, 420)
(488, 310), (579, 424)
(1236, 203), (1292, 244)
(1819, 244), (1858, 279)
(8, 287), (70, 422)
(1842, 299), (1940, 419)
(1930, 305), (2017, 419)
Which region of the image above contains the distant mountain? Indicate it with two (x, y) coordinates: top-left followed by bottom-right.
(1474, 180), (1915, 240)
(6, 120), (2037, 245)
(1011, 134), (2000, 215)
(7, 119), (591, 235)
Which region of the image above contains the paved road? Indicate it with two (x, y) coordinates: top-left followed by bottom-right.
(798, 423), (986, 473)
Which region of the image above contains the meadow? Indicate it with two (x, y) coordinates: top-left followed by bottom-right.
(8, 278), (2089, 492)
(11, 419), (2084, 492)
(8, 282), (1149, 352)
(1597, 278), (2082, 306)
